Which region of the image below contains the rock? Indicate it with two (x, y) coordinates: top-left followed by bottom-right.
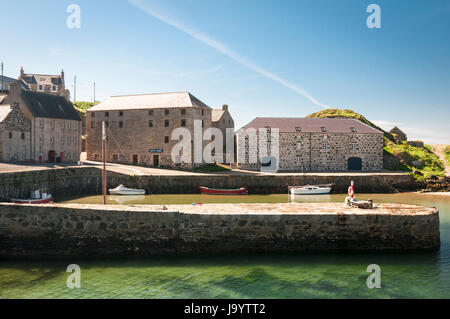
(412, 160), (424, 167)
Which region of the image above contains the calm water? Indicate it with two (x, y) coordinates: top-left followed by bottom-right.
(1, 193), (449, 299)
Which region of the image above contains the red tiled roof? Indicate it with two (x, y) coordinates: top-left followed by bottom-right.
(238, 117), (383, 134)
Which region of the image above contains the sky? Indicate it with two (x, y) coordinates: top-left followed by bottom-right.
(1, 0), (449, 143)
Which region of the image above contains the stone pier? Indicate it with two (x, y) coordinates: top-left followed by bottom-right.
(0, 202), (440, 257)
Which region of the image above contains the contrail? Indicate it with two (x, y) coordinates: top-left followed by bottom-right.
(128, 0), (327, 108)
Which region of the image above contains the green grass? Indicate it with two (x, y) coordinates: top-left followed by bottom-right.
(384, 140), (445, 180)
(73, 101), (97, 135)
(193, 163), (231, 172)
(306, 108), (396, 143)
(445, 145), (450, 166)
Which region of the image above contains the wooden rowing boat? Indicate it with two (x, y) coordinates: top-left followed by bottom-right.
(199, 186), (248, 195)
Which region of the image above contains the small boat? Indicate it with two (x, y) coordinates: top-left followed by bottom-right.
(109, 184), (145, 195)
(12, 189), (53, 204)
(350, 199), (373, 209)
(290, 185), (332, 195)
(199, 186), (248, 195)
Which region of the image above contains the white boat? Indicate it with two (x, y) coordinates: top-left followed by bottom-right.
(290, 185), (332, 195)
(108, 184), (145, 195)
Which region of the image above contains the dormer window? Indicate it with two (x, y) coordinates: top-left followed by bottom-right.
(295, 127), (301, 132)
(321, 127), (327, 132)
(350, 127), (357, 132)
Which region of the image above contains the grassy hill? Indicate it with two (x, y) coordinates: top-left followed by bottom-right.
(306, 108), (446, 180)
(445, 146), (450, 166)
(73, 101), (97, 135)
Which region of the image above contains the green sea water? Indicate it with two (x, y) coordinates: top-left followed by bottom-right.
(1, 193), (449, 299)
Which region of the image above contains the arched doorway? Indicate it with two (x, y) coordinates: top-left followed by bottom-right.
(348, 157), (362, 171)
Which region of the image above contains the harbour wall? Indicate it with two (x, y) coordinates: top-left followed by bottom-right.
(0, 167), (417, 200)
(0, 203), (440, 257)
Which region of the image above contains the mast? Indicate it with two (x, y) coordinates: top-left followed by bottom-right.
(102, 121), (107, 205)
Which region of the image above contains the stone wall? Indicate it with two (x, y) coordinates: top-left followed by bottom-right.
(237, 131), (384, 172)
(86, 106), (212, 169)
(0, 167), (417, 201)
(0, 102), (31, 161)
(0, 203), (440, 257)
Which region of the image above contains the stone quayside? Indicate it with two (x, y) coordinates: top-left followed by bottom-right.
(0, 202), (440, 257)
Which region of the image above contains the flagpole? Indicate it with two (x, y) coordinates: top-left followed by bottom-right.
(102, 121), (107, 205)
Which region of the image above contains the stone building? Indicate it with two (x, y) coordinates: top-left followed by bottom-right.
(211, 104), (235, 164)
(389, 126), (407, 143)
(1, 75), (29, 92)
(18, 67), (70, 100)
(237, 117), (383, 172)
(0, 82), (81, 162)
(86, 92), (233, 168)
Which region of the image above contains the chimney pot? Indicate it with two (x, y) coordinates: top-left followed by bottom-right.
(222, 104), (228, 111)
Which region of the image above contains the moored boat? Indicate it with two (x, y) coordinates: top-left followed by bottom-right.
(12, 189), (53, 204)
(199, 186), (248, 195)
(109, 184), (146, 195)
(290, 185), (332, 195)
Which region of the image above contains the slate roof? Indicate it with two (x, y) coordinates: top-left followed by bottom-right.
(212, 109), (225, 122)
(21, 73), (63, 87)
(89, 92), (212, 111)
(20, 90), (81, 121)
(238, 118), (383, 134)
(0, 76), (28, 90)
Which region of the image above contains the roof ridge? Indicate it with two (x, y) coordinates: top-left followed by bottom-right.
(110, 91), (190, 98)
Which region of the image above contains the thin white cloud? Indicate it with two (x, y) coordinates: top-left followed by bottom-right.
(128, 0), (327, 108)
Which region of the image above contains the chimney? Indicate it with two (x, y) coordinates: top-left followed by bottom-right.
(222, 104), (228, 111)
(20, 66), (24, 78)
(61, 69), (65, 79)
(9, 81), (20, 94)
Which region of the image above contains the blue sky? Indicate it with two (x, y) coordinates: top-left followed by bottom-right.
(1, 0), (449, 143)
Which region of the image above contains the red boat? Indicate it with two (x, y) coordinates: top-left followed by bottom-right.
(13, 195), (53, 204)
(199, 186), (248, 195)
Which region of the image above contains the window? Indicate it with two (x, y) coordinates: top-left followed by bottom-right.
(73, 123), (77, 129)
(21, 132), (25, 140)
(352, 143), (357, 150)
(105, 112), (109, 117)
(91, 112), (95, 117)
(148, 120), (153, 127)
(8, 132), (12, 139)
(119, 121), (123, 128)
(265, 126), (271, 131)
(67, 122), (71, 130)
(181, 119), (186, 127)
(164, 136), (169, 143)
(73, 136), (77, 145)
(350, 127), (357, 133)
(105, 121), (109, 128)
(40, 120), (44, 128)
(165, 120), (170, 127)
(201, 109), (204, 116)
(201, 120), (204, 127)
(181, 109), (186, 115)
(91, 121), (94, 129)
(39, 85), (43, 90)
(50, 137), (54, 144)
(165, 109), (170, 115)
(321, 127), (327, 132)
(295, 127), (301, 132)
(149, 110), (153, 116)
(52, 86), (56, 91)
(113, 154), (118, 162)
(297, 142), (301, 150)
(67, 136), (71, 144)
(62, 122), (65, 129)
(119, 111), (123, 117)
(61, 137), (65, 144)
(39, 136), (43, 145)
(322, 143), (327, 150)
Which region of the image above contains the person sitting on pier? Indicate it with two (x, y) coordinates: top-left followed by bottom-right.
(345, 180), (355, 206)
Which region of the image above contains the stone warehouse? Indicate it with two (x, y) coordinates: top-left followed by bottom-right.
(237, 117), (384, 172)
(86, 92), (234, 168)
(0, 82), (81, 162)
(212, 104), (234, 164)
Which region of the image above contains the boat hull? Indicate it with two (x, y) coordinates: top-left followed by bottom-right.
(199, 186), (248, 195)
(12, 196), (53, 204)
(109, 189), (146, 195)
(290, 187), (331, 195)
